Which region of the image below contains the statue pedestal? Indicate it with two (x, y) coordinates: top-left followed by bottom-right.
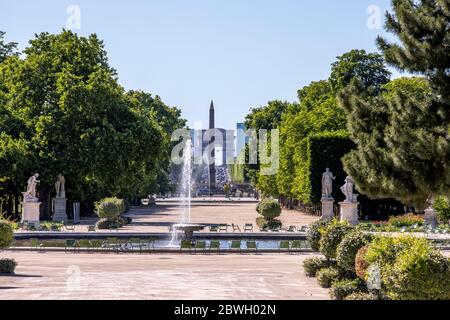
(52, 197), (68, 222)
(339, 201), (359, 225)
(424, 207), (437, 227)
(21, 201), (41, 226)
(321, 197), (335, 221)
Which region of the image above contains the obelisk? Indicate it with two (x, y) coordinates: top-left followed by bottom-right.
(209, 100), (216, 192)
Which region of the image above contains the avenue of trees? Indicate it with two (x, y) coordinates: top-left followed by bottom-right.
(0, 30), (185, 218)
(243, 0), (449, 212)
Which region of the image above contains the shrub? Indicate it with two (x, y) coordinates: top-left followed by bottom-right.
(330, 278), (363, 300)
(0, 258), (17, 274)
(307, 219), (329, 252)
(385, 241), (450, 300)
(319, 219), (354, 259)
(256, 217), (282, 229)
(316, 267), (340, 288)
(355, 246), (370, 280)
(336, 231), (372, 272)
(112, 216), (131, 226)
(95, 219), (111, 230)
(365, 235), (450, 300)
(302, 257), (331, 277)
(0, 221), (14, 249)
(344, 291), (379, 300)
(365, 235), (419, 268)
(96, 198), (121, 219)
(388, 213), (424, 228)
(434, 195), (450, 223)
(256, 198), (281, 221)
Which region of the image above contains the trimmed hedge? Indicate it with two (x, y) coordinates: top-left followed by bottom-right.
(319, 220), (354, 259)
(316, 267), (340, 288)
(302, 257), (332, 277)
(385, 240), (450, 300)
(0, 221), (14, 249)
(0, 258), (17, 274)
(256, 198), (281, 221)
(307, 219), (329, 252)
(255, 217), (282, 229)
(336, 231), (372, 272)
(96, 198), (121, 219)
(366, 236), (450, 300)
(299, 131), (355, 204)
(330, 278), (364, 300)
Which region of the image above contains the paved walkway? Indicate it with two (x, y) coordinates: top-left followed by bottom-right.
(0, 251), (329, 300)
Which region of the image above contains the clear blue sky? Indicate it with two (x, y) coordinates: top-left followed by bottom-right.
(0, 0), (399, 129)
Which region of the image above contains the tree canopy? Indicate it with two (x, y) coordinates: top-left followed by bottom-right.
(0, 30), (185, 215)
(340, 0), (450, 208)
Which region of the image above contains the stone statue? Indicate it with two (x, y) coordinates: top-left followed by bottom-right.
(321, 168), (335, 198)
(55, 174), (65, 198)
(341, 176), (356, 203)
(25, 173), (40, 200)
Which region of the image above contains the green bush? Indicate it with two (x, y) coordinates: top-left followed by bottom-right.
(365, 235), (450, 300)
(365, 236), (420, 272)
(316, 267), (340, 288)
(256, 198), (281, 221)
(344, 291), (379, 300)
(388, 213), (424, 227)
(302, 257), (331, 277)
(336, 231), (372, 272)
(95, 218), (112, 230)
(330, 278), (363, 300)
(434, 195), (450, 223)
(0, 258), (17, 274)
(307, 219), (329, 252)
(96, 198), (121, 219)
(319, 219), (354, 259)
(256, 217), (282, 229)
(0, 221), (14, 249)
(112, 216), (131, 226)
(385, 240), (450, 300)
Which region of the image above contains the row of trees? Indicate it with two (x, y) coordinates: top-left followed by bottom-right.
(243, 0), (449, 211)
(0, 30), (186, 218)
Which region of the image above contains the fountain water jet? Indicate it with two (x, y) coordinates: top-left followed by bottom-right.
(169, 139), (205, 245)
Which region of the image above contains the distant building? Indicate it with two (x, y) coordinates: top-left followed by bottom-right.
(189, 101), (235, 190)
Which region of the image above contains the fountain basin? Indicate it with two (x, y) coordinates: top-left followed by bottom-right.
(172, 224), (205, 239)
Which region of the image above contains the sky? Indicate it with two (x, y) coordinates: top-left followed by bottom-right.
(0, 0), (399, 130)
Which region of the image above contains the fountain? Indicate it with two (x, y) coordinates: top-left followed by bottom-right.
(170, 139), (205, 243)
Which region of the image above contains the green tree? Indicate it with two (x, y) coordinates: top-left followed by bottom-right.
(0, 31), (17, 64)
(244, 100), (291, 196)
(0, 30), (178, 216)
(330, 49), (391, 94)
(340, 0), (450, 209)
